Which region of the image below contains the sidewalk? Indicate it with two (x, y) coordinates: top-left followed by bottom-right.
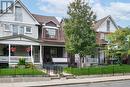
(1, 75), (130, 87)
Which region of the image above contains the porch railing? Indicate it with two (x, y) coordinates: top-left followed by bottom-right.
(52, 58), (70, 63)
(0, 56), (9, 63)
(86, 58), (98, 63)
(10, 56), (32, 63)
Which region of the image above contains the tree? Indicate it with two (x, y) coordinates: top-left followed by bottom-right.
(64, 0), (96, 66)
(106, 28), (130, 64)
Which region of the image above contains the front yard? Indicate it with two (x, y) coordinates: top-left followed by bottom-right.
(64, 65), (130, 76)
(0, 68), (45, 76)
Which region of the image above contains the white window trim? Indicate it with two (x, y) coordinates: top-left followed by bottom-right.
(100, 33), (105, 39)
(43, 26), (59, 29)
(4, 24), (11, 32)
(25, 26), (32, 34)
(18, 26), (25, 35)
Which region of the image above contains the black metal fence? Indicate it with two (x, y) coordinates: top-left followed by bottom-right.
(0, 64), (130, 77)
(64, 64), (130, 76)
(0, 64), (64, 77)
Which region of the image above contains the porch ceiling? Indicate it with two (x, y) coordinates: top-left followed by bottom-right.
(0, 34), (41, 45)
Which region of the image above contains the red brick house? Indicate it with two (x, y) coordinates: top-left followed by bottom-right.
(32, 14), (68, 67)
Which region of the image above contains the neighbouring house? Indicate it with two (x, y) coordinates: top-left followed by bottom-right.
(32, 14), (69, 67)
(70, 16), (119, 67)
(0, 0), (43, 68)
(94, 15), (118, 64)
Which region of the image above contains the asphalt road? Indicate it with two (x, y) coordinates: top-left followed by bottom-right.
(49, 80), (130, 87)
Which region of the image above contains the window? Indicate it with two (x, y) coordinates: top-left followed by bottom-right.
(25, 26), (32, 33)
(107, 20), (110, 32)
(15, 6), (22, 21)
(50, 48), (57, 58)
(100, 33), (105, 39)
(19, 26), (24, 34)
(4, 24), (10, 31)
(12, 25), (18, 35)
(45, 28), (57, 38)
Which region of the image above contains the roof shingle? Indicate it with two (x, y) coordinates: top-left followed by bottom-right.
(32, 14), (59, 25)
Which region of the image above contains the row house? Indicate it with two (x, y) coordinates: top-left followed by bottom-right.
(94, 16), (118, 64)
(0, 0), (68, 68)
(32, 14), (68, 67)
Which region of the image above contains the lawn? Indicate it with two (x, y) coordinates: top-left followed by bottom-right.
(0, 68), (45, 76)
(64, 65), (130, 76)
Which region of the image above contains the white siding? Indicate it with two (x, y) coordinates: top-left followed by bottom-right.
(97, 18), (117, 33)
(0, 1), (39, 39)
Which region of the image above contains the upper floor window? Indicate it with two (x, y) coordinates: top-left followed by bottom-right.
(19, 26), (24, 34)
(12, 25), (18, 35)
(45, 28), (57, 39)
(4, 24), (11, 31)
(100, 33), (105, 39)
(15, 6), (23, 21)
(25, 26), (32, 33)
(107, 20), (110, 32)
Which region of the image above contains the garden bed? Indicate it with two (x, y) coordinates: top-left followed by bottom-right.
(64, 65), (130, 76)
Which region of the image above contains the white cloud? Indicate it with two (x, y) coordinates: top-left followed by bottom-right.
(37, 0), (74, 17)
(36, 0), (130, 25)
(92, 1), (130, 21)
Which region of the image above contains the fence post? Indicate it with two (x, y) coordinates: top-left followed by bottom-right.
(112, 65), (114, 76)
(88, 67), (89, 75)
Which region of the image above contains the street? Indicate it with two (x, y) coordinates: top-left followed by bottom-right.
(49, 80), (130, 87)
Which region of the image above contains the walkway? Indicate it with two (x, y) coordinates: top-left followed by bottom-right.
(1, 75), (130, 87)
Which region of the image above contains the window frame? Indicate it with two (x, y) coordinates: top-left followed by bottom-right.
(107, 20), (110, 32)
(45, 28), (58, 39)
(25, 26), (32, 34)
(19, 26), (25, 35)
(100, 33), (105, 39)
(4, 24), (11, 32)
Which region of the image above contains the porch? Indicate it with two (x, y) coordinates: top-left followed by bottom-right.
(0, 44), (42, 66)
(43, 46), (69, 67)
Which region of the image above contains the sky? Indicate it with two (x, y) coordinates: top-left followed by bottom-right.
(21, 0), (130, 27)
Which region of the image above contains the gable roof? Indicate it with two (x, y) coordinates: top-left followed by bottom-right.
(0, 34), (41, 43)
(0, 0), (39, 25)
(32, 14), (59, 25)
(94, 15), (118, 30)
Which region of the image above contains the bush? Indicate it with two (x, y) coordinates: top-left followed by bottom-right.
(25, 63), (36, 69)
(18, 58), (26, 65)
(64, 65), (130, 76)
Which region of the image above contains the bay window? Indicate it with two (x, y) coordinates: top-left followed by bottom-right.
(45, 28), (57, 39)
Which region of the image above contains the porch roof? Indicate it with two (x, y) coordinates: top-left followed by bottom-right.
(0, 34), (42, 43)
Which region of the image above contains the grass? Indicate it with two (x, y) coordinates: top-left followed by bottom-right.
(0, 68), (46, 76)
(64, 64), (130, 76)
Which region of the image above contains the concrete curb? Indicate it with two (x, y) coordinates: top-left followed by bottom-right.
(1, 75), (130, 87)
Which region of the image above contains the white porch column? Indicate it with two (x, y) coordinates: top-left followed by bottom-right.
(40, 45), (43, 65)
(9, 44), (11, 65)
(31, 45), (34, 64)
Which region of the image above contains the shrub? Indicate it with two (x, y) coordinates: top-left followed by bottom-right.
(25, 63), (36, 69)
(18, 58), (26, 65)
